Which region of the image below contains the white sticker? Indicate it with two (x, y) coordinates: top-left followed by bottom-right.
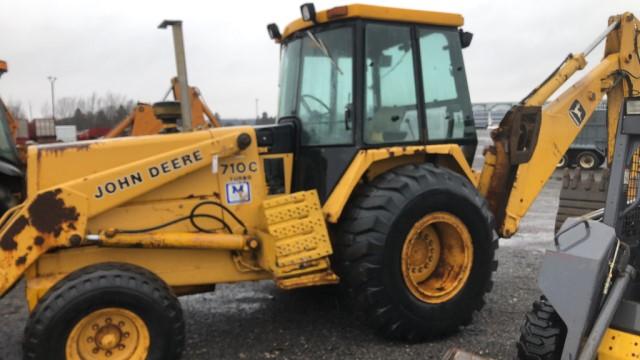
(211, 155), (219, 174)
(226, 181), (251, 204)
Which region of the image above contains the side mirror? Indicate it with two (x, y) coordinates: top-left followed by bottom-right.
(459, 29), (473, 49)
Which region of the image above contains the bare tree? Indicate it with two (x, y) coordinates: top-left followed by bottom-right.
(5, 101), (26, 120)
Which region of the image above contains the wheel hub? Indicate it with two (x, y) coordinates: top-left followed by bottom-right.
(401, 212), (473, 304)
(66, 308), (149, 360)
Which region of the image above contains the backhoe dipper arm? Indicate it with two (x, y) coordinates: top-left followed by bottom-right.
(478, 13), (640, 238)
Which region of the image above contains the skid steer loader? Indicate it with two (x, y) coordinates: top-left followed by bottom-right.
(517, 98), (640, 360)
(0, 4), (638, 359)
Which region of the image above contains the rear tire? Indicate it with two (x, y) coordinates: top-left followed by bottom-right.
(576, 151), (598, 170)
(23, 263), (185, 360)
(335, 163), (498, 340)
(517, 297), (566, 360)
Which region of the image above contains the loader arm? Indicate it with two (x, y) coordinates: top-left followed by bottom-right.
(479, 13), (640, 237)
(0, 130), (252, 296)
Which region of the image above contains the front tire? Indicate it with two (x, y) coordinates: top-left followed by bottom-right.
(23, 263), (185, 360)
(335, 163), (498, 340)
(518, 297), (566, 360)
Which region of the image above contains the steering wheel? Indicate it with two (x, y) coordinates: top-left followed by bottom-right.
(300, 94), (331, 117)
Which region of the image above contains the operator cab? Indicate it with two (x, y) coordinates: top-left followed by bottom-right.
(268, 4), (477, 200)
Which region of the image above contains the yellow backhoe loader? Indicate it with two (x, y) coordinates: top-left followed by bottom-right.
(105, 78), (220, 138)
(0, 5), (638, 359)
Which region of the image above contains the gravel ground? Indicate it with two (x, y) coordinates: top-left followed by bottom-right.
(0, 130), (566, 359)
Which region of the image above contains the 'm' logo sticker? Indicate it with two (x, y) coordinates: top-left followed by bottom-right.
(226, 181), (251, 204)
(569, 100), (586, 126)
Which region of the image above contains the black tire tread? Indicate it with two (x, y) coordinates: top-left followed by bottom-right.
(517, 297), (566, 360)
(23, 262), (185, 360)
(335, 163), (498, 341)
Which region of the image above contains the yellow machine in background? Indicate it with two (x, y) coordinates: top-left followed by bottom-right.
(0, 5), (638, 360)
(107, 20), (221, 138)
(105, 77), (221, 138)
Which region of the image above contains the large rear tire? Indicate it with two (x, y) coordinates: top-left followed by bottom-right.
(517, 297), (566, 360)
(23, 263), (185, 360)
(335, 163), (498, 340)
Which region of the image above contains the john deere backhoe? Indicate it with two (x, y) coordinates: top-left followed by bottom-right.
(0, 5), (638, 359)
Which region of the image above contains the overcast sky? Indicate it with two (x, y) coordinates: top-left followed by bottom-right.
(0, 0), (636, 119)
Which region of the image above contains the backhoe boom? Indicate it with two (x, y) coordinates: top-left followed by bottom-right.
(479, 13), (640, 237)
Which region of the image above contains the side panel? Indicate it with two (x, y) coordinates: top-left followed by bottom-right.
(26, 246), (270, 310)
(322, 144), (477, 223)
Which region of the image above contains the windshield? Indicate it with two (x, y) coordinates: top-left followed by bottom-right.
(0, 100), (19, 165)
(278, 27), (354, 146)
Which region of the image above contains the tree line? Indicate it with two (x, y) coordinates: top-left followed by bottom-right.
(8, 93), (136, 130)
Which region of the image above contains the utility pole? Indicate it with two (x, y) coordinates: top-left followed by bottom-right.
(47, 76), (57, 120)
(255, 98), (259, 120)
(159, 20), (192, 132)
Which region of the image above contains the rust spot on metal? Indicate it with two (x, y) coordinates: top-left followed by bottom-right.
(37, 142), (91, 158)
(15, 254), (27, 266)
(27, 245), (33, 251)
(213, 192), (221, 200)
(28, 189), (79, 237)
(1, 215), (28, 251)
(34, 236), (45, 246)
(69, 234), (82, 247)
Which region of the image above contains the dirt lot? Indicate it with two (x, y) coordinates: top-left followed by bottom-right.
(0, 130), (566, 359)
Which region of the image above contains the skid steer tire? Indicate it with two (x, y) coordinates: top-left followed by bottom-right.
(23, 263), (184, 360)
(517, 297), (566, 360)
(335, 163), (498, 341)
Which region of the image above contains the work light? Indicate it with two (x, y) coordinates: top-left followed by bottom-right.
(267, 23), (281, 41)
(300, 3), (317, 23)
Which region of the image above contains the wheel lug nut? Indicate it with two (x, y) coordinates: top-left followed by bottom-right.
(123, 332), (130, 339)
(86, 336), (94, 343)
(118, 344), (126, 350)
(92, 324), (99, 330)
(105, 317), (112, 324)
(118, 321), (125, 327)
(106, 350), (112, 357)
(92, 348), (100, 354)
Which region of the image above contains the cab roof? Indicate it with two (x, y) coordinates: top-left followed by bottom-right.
(282, 4), (464, 40)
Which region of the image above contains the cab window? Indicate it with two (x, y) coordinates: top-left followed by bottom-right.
(277, 27), (354, 146)
(364, 24), (420, 145)
(418, 27), (475, 141)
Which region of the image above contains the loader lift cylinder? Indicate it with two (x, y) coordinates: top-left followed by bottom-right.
(159, 20), (193, 132)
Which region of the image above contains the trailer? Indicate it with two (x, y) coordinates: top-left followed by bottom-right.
(558, 101), (607, 169)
